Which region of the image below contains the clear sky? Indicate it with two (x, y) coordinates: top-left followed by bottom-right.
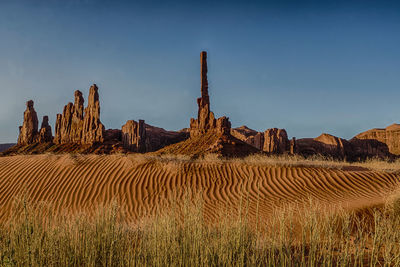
(0, 0), (399, 143)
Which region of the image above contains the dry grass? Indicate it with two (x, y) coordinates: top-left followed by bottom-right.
(134, 153), (400, 172)
(2, 193), (400, 266)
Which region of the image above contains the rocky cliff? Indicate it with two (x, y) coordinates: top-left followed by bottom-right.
(353, 124), (400, 155)
(231, 126), (292, 154)
(122, 120), (146, 152)
(263, 128), (290, 154)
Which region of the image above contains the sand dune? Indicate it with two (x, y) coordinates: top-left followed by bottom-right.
(0, 154), (398, 222)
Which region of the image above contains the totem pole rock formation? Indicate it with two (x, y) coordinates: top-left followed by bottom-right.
(190, 51), (231, 137)
(17, 100), (39, 145)
(122, 119), (146, 152)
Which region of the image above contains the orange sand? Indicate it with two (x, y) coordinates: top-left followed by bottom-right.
(0, 154), (398, 222)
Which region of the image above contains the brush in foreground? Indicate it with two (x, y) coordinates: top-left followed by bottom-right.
(1, 196), (400, 266)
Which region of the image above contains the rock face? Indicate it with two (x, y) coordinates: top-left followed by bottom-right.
(231, 126), (264, 150)
(232, 126), (292, 154)
(17, 100), (39, 145)
(296, 134), (350, 159)
(55, 85), (104, 145)
(190, 51), (232, 137)
(145, 124), (189, 152)
(263, 128), (290, 154)
(121, 121), (189, 153)
(314, 133), (348, 158)
(349, 138), (390, 159)
(122, 120), (146, 152)
(295, 133), (391, 160)
(38, 116), (53, 143)
(353, 124), (400, 155)
(70, 90), (85, 142)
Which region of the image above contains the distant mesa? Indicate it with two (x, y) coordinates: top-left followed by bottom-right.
(0, 144), (16, 153)
(3, 51), (399, 160)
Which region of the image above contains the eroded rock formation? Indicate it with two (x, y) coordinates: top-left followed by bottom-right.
(55, 85), (104, 145)
(11, 51), (397, 159)
(17, 101), (52, 145)
(70, 90), (84, 142)
(296, 134), (350, 159)
(38, 116), (53, 143)
(231, 126), (264, 150)
(353, 124), (400, 155)
(17, 100), (39, 145)
(263, 128), (290, 154)
(190, 51), (232, 137)
(122, 120), (146, 152)
(82, 84), (105, 144)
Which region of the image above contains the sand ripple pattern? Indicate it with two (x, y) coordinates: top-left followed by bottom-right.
(0, 154), (398, 221)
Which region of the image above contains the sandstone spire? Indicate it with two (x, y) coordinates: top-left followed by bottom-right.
(82, 84), (105, 144)
(70, 90), (84, 142)
(17, 100), (39, 145)
(38, 116), (53, 143)
(199, 51), (209, 110)
(190, 51), (231, 137)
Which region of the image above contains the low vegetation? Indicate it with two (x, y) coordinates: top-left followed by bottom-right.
(149, 152), (400, 172)
(2, 194), (400, 266)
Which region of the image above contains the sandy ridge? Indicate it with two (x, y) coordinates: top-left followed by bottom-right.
(0, 154), (398, 222)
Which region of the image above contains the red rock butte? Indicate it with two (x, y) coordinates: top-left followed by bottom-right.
(4, 51), (399, 160)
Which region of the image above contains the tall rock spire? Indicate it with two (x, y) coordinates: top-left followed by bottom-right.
(82, 84), (105, 144)
(200, 51), (209, 107)
(190, 51), (231, 137)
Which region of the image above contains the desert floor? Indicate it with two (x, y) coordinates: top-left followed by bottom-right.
(0, 154), (398, 223)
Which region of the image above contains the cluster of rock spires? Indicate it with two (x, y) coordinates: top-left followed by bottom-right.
(10, 51), (400, 159)
(53, 85), (105, 145)
(16, 85), (187, 154)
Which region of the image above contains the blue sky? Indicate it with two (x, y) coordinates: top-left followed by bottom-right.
(0, 0), (399, 143)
